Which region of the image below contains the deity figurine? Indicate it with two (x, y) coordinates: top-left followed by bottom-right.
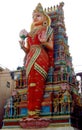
(19, 3), (54, 119)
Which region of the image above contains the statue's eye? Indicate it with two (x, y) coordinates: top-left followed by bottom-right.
(37, 15), (40, 17)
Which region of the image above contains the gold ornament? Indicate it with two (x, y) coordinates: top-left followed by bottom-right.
(33, 3), (43, 13)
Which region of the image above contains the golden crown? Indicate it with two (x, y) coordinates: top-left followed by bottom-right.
(33, 3), (43, 13)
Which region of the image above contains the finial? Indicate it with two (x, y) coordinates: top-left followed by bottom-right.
(48, 7), (49, 12)
(60, 2), (64, 7)
(51, 6), (52, 11)
(54, 5), (55, 11)
(44, 8), (46, 12)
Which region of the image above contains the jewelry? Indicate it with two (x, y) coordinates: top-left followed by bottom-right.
(43, 21), (48, 26)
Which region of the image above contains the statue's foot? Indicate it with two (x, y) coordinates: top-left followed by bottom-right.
(28, 115), (39, 119)
(19, 117), (35, 122)
(19, 117), (27, 121)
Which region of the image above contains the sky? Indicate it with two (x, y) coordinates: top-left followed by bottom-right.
(0, 0), (82, 73)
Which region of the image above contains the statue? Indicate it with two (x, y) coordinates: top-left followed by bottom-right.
(19, 3), (54, 119)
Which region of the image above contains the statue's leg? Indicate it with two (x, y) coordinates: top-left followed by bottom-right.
(27, 66), (46, 118)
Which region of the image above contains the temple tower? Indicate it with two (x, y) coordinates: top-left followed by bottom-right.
(2, 2), (82, 130)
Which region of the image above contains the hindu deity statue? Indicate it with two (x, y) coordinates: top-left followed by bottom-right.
(19, 3), (54, 119)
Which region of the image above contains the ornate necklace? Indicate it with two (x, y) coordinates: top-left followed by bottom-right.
(29, 26), (43, 38)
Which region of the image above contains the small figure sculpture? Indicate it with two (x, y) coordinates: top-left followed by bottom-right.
(19, 3), (54, 119)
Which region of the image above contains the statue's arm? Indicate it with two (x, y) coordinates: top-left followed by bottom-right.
(38, 27), (54, 50)
(19, 39), (30, 53)
(43, 32), (54, 50)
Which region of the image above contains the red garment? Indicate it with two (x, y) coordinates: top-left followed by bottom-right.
(25, 27), (52, 116)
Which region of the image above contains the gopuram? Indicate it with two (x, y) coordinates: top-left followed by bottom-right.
(2, 2), (82, 130)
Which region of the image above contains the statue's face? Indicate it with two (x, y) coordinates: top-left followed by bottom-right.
(33, 12), (45, 26)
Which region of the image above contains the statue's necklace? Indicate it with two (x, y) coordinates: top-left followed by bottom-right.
(29, 26), (42, 38)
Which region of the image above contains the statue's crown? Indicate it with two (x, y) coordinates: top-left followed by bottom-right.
(33, 3), (43, 13)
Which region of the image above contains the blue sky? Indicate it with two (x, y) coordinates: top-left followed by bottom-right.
(0, 0), (82, 73)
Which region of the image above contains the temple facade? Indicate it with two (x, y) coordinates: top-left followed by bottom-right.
(2, 2), (82, 130)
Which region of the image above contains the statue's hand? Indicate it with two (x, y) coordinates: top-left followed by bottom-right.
(38, 31), (47, 43)
(19, 40), (25, 49)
